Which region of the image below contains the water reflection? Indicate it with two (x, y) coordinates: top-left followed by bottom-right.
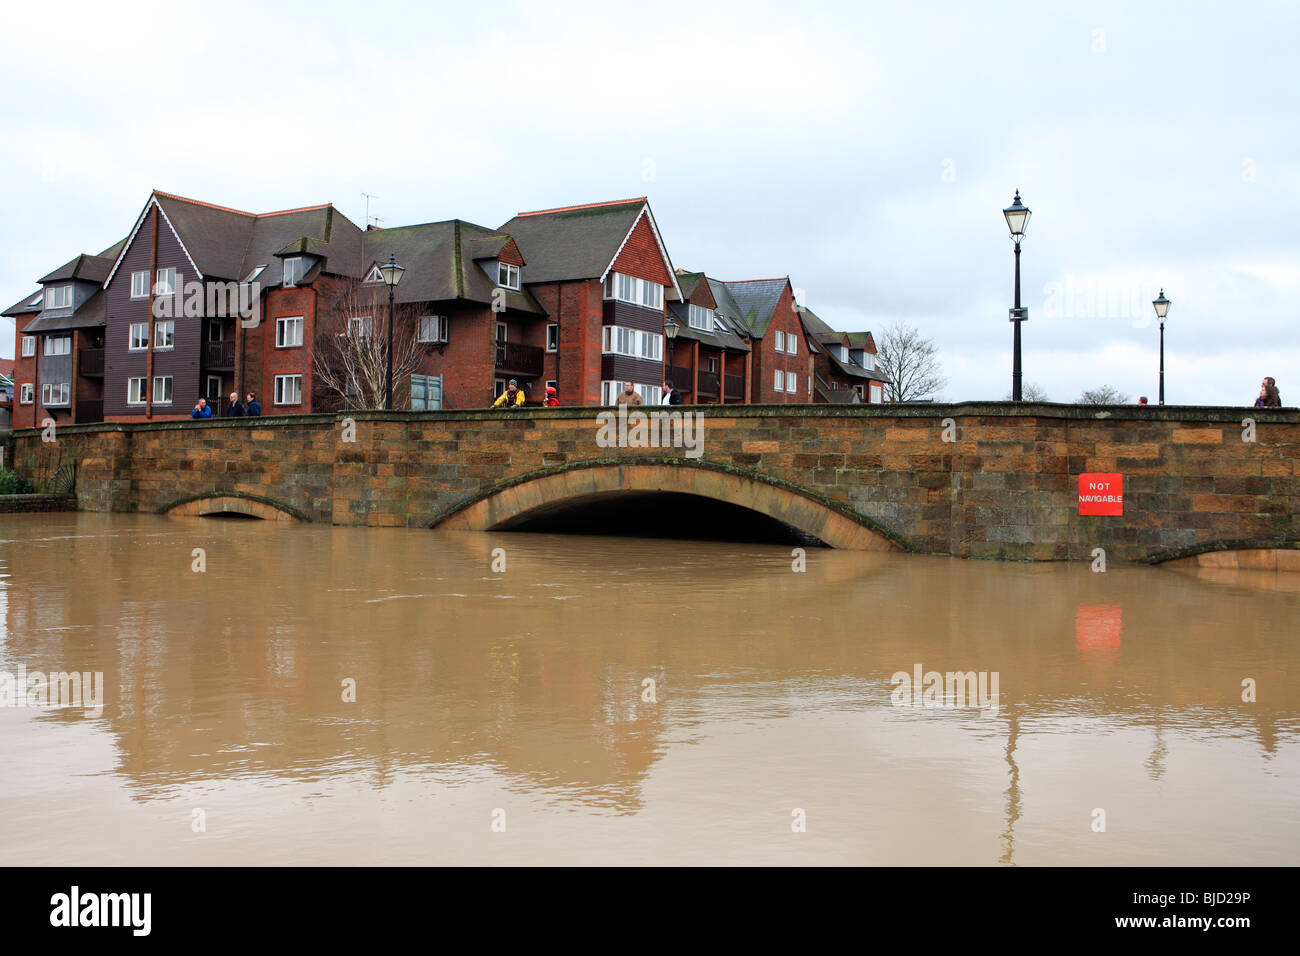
(1, 513), (1297, 865)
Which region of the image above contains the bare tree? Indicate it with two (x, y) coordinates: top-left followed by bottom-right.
(1076, 385), (1131, 405)
(313, 279), (426, 410)
(875, 322), (946, 402)
(1005, 382), (1050, 401)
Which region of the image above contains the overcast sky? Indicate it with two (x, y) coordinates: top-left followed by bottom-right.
(2, 0), (1295, 405)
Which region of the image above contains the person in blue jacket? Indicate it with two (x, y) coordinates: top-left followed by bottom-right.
(191, 398), (213, 419)
(246, 393), (262, 416)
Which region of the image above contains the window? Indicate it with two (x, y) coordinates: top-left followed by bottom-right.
(348, 315), (373, 338)
(707, 357), (718, 373)
(546, 323), (558, 352)
(283, 257), (304, 286)
(870, 382), (884, 403)
(603, 272), (663, 310)
(152, 376), (173, 405)
(601, 325), (662, 361)
(42, 383), (70, 406)
(787, 375), (799, 394)
(244, 265), (267, 283)
(44, 335), (71, 356)
(840, 345), (849, 362)
(809, 375), (813, 396)
(154, 321), (174, 350)
(21, 335), (35, 357)
(27, 293), (43, 307)
(497, 261), (520, 290)
(128, 323), (148, 351)
(154, 268), (176, 296)
(599, 380), (657, 405)
(126, 378), (146, 405)
(275, 374), (302, 405)
(787, 335), (797, 357)
(276, 316), (304, 348)
(418, 315), (448, 344)
(130, 271), (149, 299)
(44, 286), (73, 309)
(363, 264), (383, 284)
(495, 322), (507, 343)
(774, 369), (785, 392)
(688, 304), (713, 331)
(774, 330), (785, 353)
(206, 375), (222, 400)
(209, 322), (224, 342)
(19, 383), (34, 404)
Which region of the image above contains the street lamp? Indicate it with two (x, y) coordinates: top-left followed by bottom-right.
(664, 314), (680, 370)
(379, 253), (405, 410)
(1003, 190), (1031, 401)
(1152, 289), (1171, 406)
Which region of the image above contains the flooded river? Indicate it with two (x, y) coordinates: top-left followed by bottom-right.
(1, 512), (1296, 865)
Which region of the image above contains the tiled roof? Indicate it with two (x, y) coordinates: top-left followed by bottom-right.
(722, 277), (789, 338)
(24, 289), (107, 332)
(499, 199), (647, 283)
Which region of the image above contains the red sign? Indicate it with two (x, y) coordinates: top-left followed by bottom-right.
(1078, 473), (1123, 516)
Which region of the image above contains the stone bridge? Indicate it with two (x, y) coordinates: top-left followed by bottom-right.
(7, 403), (1299, 564)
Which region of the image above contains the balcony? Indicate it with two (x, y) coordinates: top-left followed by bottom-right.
(75, 399), (103, 424)
(668, 366), (693, 392)
(78, 348), (104, 377)
(204, 339), (236, 370)
(725, 374), (745, 401)
(495, 342), (543, 377)
(696, 371), (720, 396)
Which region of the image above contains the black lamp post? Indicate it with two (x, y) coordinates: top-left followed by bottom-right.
(378, 253), (405, 410)
(1002, 190), (1031, 401)
(1152, 289), (1171, 406)
(664, 314), (680, 371)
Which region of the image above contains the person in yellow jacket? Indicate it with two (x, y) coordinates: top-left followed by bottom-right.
(492, 379), (526, 409)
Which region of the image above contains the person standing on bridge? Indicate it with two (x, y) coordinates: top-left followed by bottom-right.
(191, 397), (213, 419)
(226, 392), (246, 417)
(1255, 377), (1281, 407)
(246, 393), (262, 416)
(493, 379), (526, 409)
(616, 381), (642, 406)
(543, 385), (560, 407)
(661, 380), (682, 406)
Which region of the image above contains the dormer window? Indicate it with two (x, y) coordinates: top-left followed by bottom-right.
(688, 304), (713, 331)
(283, 258), (305, 286)
(44, 286), (73, 309)
(363, 264), (384, 284)
(840, 345), (849, 362)
(497, 262), (520, 290)
(244, 264), (267, 283)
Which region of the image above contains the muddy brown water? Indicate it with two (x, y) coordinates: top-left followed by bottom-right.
(1, 513), (1296, 865)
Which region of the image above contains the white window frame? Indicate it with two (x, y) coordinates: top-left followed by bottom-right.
(152, 376), (173, 405)
(21, 335), (36, 357)
(774, 369), (785, 392)
(154, 268), (176, 296)
(276, 316), (304, 348)
(497, 261), (520, 290)
(283, 257), (304, 287)
(206, 375), (222, 400)
(209, 321), (224, 342)
(19, 383), (34, 404)
(128, 323), (148, 351)
(870, 382), (884, 403)
(601, 325), (662, 361)
(126, 377), (146, 406)
(274, 374), (303, 406)
(688, 304), (712, 331)
(637, 384), (658, 405)
(348, 315), (373, 338)
(603, 271), (663, 311)
(787, 335), (797, 357)
(244, 265), (267, 283)
(496, 322), (507, 343)
(154, 320), (175, 350)
(43, 334), (71, 357)
(600, 380), (621, 405)
(41, 382), (70, 406)
(130, 270), (150, 299)
(545, 323), (558, 352)
(44, 286), (73, 309)
(774, 330), (785, 353)
(787, 374), (799, 394)
(418, 315), (448, 344)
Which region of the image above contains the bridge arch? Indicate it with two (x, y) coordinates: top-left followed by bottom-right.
(431, 460), (907, 551)
(161, 493), (305, 522)
(1152, 542), (1300, 572)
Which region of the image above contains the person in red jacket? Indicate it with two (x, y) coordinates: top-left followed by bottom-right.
(543, 385), (560, 407)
